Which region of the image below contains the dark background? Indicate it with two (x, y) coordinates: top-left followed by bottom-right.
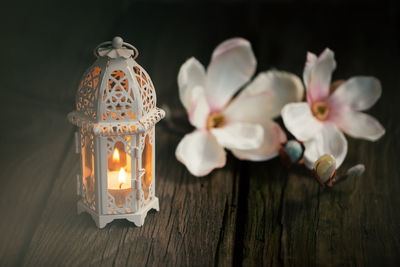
(0, 0), (399, 266)
(1, 0), (399, 110)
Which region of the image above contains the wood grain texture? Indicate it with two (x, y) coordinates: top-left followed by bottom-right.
(0, 90), (74, 266)
(0, 1), (399, 266)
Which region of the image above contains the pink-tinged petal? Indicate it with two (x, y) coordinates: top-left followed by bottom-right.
(223, 91), (272, 124)
(234, 70), (304, 119)
(281, 102), (323, 141)
(177, 57), (206, 111)
(205, 38), (257, 111)
(328, 76), (382, 111)
(303, 123), (347, 169)
(230, 121), (287, 161)
(334, 109), (385, 141)
(188, 86), (210, 129)
(303, 52), (317, 89)
(210, 122), (264, 150)
(306, 48), (336, 104)
(175, 130), (226, 177)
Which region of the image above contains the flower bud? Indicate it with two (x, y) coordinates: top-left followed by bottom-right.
(285, 140), (303, 163)
(313, 154), (336, 184)
(346, 164), (365, 177)
(279, 140), (305, 167)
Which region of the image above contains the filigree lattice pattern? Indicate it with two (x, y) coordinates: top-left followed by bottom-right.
(80, 128), (94, 154)
(76, 66), (101, 120)
(139, 182), (154, 209)
(107, 188), (136, 214)
(102, 70), (136, 121)
(140, 109), (164, 132)
(105, 135), (133, 157)
(80, 128), (96, 210)
(138, 128), (154, 152)
(94, 123), (137, 136)
(133, 66), (156, 116)
(81, 181), (96, 211)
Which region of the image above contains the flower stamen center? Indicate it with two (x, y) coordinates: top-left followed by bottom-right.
(311, 102), (329, 121)
(207, 113), (225, 130)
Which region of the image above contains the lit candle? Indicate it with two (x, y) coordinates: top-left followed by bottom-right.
(108, 167), (132, 208)
(108, 149), (121, 171)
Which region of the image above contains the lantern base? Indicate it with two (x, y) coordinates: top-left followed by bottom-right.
(77, 198), (159, 228)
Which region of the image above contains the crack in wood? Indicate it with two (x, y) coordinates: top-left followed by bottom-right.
(233, 161), (249, 267)
(214, 199), (229, 267)
(278, 172), (289, 267)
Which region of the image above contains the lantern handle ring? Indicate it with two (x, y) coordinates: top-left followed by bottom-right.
(94, 38), (139, 60)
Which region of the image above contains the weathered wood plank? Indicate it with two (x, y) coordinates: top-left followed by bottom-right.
(240, 160), (289, 267)
(0, 91), (74, 267)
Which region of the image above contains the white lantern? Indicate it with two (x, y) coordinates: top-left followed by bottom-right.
(68, 37), (165, 228)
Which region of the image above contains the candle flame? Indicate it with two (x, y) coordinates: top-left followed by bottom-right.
(113, 149), (120, 161)
(118, 168), (126, 188)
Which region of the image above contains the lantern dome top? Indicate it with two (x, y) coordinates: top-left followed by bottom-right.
(68, 37), (165, 136)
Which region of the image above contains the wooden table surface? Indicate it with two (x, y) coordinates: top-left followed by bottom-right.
(1, 1), (399, 266)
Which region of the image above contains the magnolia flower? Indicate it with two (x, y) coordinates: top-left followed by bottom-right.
(282, 48), (385, 169)
(175, 38), (304, 176)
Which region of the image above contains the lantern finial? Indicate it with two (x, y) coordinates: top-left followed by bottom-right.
(112, 36), (123, 49)
(94, 36), (138, 59)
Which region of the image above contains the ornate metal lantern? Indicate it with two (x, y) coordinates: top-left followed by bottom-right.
(68, 36), (165, 228)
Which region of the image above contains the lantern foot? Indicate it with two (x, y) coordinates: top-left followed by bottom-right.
(77, 198), (159, 228)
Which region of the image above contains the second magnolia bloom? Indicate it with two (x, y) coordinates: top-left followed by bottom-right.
(282, 48), (385, 169)
(176, 38), (304, 176)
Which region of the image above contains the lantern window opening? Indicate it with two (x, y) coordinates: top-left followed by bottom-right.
(107, 140), (133, 209)
(141, 133), (153, 200)
(80, 130), (95, 209)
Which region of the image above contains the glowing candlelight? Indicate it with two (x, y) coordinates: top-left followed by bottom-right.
(113, 149), (120, 161)
(107, 145), (131, 191)
(108, 169), (131, 190)
(119, 168), (126, 189)
(108, 167), (131, 208)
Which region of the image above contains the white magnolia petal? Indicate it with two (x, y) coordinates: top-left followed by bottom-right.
(188, 86), (210, 129)
(230, 121), (287, 161)
(177, 57), (206, 111)
(210, 122), (264, 150)
(303, 123), (348, 169)
(303, 52), (317, 89)
(307, 48), (336, 103)
(205, 38), (256, 110)
(335, 109), (385, 141)
(329, 76), (382, 111)
(281, 102), (323, 141)
(236, 70), (304, 119)
(175, 130), (226, 177)
(223, 92), (272, 124)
